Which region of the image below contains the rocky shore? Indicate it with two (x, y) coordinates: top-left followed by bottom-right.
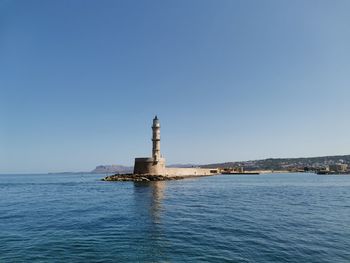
(102, 174), (185, 182)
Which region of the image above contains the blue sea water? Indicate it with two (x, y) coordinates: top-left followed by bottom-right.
(0, 173), (350, 262)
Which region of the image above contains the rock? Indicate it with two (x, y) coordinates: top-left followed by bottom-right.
(140, 177), (150, 182)
(102, 173), (183, 182)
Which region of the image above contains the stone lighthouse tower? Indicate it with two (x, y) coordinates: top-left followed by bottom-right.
(152, 115), (161, 162)
(132, 115), (218, 177)
(133, 116), (166, 175)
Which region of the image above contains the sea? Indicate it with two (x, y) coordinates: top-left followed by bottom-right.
(0, 172), (349, 262)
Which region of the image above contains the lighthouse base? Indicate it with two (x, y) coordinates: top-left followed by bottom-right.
(133, 157), (166, 175)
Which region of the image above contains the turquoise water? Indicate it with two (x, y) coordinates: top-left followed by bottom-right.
(0, 173), (350, 262)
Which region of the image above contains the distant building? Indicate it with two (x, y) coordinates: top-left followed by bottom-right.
(328, 164), (348, 172)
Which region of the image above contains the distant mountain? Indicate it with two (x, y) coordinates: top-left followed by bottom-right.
(201, 155), (350, 171)
(91, 163), (198, 174)
(91, 165), (133, 174)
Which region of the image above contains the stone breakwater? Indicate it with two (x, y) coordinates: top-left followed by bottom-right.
(102, 174), (185, 182)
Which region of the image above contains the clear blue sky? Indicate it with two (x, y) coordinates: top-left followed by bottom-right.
(1, 0), (350, 173)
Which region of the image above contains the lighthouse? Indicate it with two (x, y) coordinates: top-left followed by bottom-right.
(133, 115), (220, 177)
(152, 115), (161, 162)
(133, 116), (166, 175)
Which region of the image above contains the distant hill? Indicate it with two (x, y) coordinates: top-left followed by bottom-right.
(201, 155), (350, 171)
(91, 163), (198, 174)
(91, 165), (133, 174)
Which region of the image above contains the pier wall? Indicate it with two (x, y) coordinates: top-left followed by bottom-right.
(164, 168), (219, 177)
